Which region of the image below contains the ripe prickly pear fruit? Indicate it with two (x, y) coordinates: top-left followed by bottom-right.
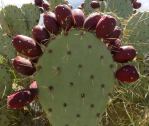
(29, 81), (38, 89)
(113, 45), (137, 63)
(107, 39), (122, 54)
(132, 1), (141, 9)
(106, 26), (122, 40)
(35, 0), (43, 7)
(83, 12), (102, 31)
(30, 57), (39, 63)
(72, 9), (85, 28)
(7, 89), (37, 109)
(96, 15), (117, 38)
(29, 81), (38, 98)
(42, 2), (50, 11)
(32, 25), (50, 45)
(43, 12), (60, 35)
(12, 35), (42, 57)
(55, 4), (74, 31)
(12, 56), (36, 76)
(90, 0), (100, 9)
(115, 65), (139, 83)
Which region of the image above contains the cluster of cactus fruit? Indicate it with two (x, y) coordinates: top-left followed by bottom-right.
(0, 0), (148, 125)
(90, 0), (142, 10)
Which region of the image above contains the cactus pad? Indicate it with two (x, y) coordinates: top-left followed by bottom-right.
(0, 5), (28, 36)
(0, 28), (16, 59)
(21, 4), (40, 35)
(124, 12), (149, 58)
(35, 30), (115, 126)
(48, 0), (64, 8)
(0, 64), (13, 99)
(84, 0), (95, 14)
(105, 0), (133, 19)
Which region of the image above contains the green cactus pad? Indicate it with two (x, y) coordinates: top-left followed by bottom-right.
(84, 0), (95, 14)
(35, 30), (116, 126)
(48, 0), (64, 8)
(21, 4), (40, 35)
(105, 0), (133, 19)
(0, 28), (16, 59)
(123, 12), (149, 58)
(0, 64), (13, 99)
(100, 1), (106, 12)
(0, 5), (28, 36)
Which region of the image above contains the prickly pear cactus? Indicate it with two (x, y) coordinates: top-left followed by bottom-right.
(35, 30), (116, 126)
(48, 0), (64, 8)
(124, 12), (149, 58)
(0, 63), (13, 99)
(100, 1), (106, 12)
(84, 0), (95, 14)
(0, 5), (28, 36)
(0, 27), (16, 59)
(105, 0), (133, 19)
(0, 4), (40, 36)
(21, 4), (40, 35)
(0, 0), (144, 125)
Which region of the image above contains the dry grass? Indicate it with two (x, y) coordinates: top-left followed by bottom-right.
(102, 74), (149, 126)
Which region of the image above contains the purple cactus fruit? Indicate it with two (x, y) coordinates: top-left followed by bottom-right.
(43, 12), (60, 35)
(115, 65), (139, 83)
(30, 57), (39, 63)
(29, 81), (38, 89)
(35, 0), (43, 7)
(7, 89), (37, 109)
(29, 81), (38, 98)
(72, 9), (85, 28)
(90, 1), (100, 9)
(107, 39), (122, 54)
(96, 15), (117, 38)
(42, 2), (50, 11)
(32, 25), (50, 45)
(55, 4), (74, 31)
(83, 12), (102, 31)
(12, 56), (36, 76)
(12, 35), (42, 58)
(113, 45), (137, 63)
(106, 26), (122, 40)
(132, 1), (141, 9)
